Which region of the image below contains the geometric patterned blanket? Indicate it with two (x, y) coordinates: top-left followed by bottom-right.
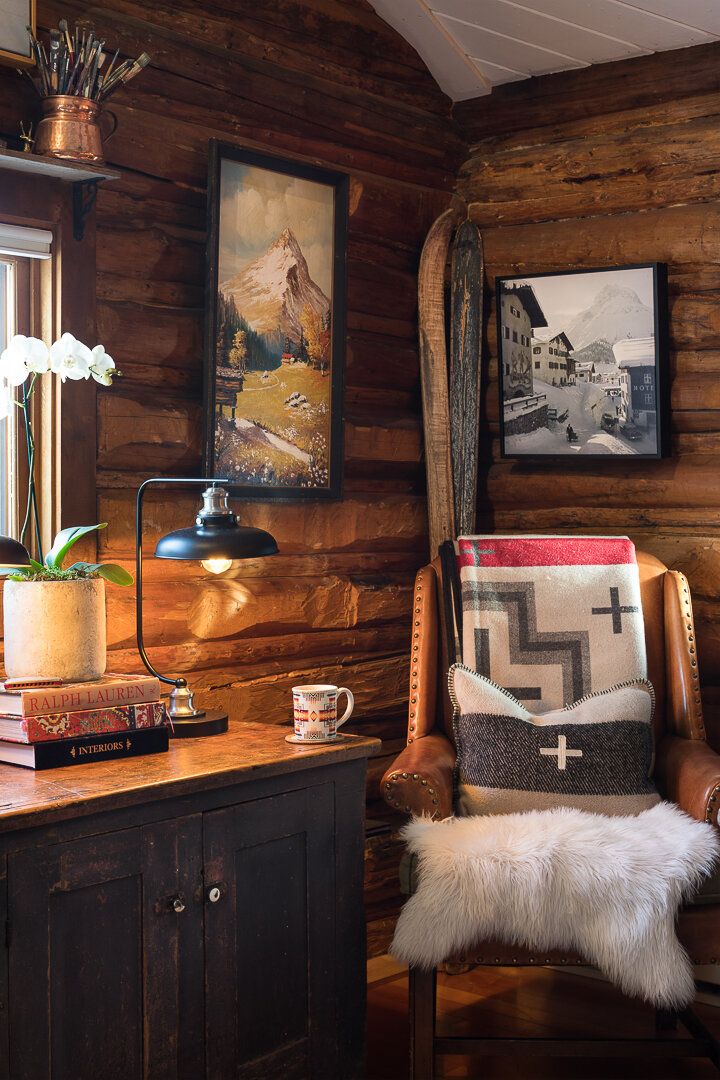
(457, 535), (647, 713)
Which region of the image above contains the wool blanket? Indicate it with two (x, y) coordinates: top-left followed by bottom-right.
(391, 802), (719, 1009)
(457, 535), (646, 713)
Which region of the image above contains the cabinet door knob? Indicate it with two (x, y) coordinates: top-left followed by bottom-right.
(207, 885), (222, 903)
(171, 896), (186, 913)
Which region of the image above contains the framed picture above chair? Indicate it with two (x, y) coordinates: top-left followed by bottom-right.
(203, 140), (348, 500)
(496, 263), (670, 460)
(0, 0), (35, 67)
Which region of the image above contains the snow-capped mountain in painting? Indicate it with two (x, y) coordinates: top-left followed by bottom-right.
(220, 227), (330, 342)
(565, 284), (655, 351)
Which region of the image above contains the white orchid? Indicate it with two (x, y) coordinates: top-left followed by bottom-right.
(49, 332), (93, 382)
(0, 380), (14, 421)
(0, 335), (49, 386)
(89, 344), (116, 386)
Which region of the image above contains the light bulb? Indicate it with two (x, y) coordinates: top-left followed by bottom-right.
(201, 558), (232, 575)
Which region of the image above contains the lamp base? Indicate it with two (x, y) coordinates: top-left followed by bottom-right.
(168, 710), (228, 738)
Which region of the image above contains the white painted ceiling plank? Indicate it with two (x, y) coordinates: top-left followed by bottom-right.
(367, 0), (720, 100)
(436, 0), (646, 61)
(617, 0), (720, 34)
(437, 12), (590, 74)
(519, 0), (715, 48)
(469, 55), (532, 84)
(369, 0), (491, 99)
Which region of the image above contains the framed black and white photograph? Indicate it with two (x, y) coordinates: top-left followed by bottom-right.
(203, 140), (348, 500)
(0, 0), (35, 67)
(496, 263), (669, 460)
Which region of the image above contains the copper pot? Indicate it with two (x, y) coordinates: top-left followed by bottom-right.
(33, 96), (116, 165)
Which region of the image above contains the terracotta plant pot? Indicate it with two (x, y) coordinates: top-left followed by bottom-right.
(3, 577), (107, 682)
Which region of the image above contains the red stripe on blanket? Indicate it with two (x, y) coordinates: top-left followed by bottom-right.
(457, 537), (636, 568)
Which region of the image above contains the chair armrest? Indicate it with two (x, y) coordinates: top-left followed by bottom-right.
(656, 735), (720, 825)
(381, 731), (456, 820)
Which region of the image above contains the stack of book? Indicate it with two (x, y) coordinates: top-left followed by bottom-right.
(0, 673), (169, 769)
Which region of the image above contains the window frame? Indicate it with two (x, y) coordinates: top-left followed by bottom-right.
(0, 173), (97, 558)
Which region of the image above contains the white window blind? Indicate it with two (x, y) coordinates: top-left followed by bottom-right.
(0, 223), (52, 260)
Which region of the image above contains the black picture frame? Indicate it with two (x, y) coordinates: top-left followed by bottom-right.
(203, 139), (348, 500)
(496, 263), (670, 461)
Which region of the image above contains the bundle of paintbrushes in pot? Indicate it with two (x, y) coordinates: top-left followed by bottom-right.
(23, 19), (150, 164)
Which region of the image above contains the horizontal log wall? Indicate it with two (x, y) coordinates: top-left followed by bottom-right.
(0, 0), (462, 953)
(455, 42), (720, 734)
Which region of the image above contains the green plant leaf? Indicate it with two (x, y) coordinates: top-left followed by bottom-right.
(68, 561), (134, 587)
(44, 523), (108, 570)
(28, 557), (44, 572)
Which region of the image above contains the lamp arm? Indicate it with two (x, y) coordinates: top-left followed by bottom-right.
(135, 476), (232, 688)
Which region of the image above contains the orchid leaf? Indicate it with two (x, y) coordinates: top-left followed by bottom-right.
(28, 558), (44, 572)
(44, 523), (108, 570)
(68, 561), (134, 586)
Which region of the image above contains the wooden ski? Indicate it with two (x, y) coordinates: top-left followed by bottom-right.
(450, 219), (484, 537)
(418, 207), (461, 559)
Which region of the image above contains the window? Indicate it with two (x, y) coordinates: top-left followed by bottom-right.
(512, 330), (518, 343)
(503, 326), (510, 340)
(510, 305), (520, 318)
(644, 373), (652, 384)
(534, 361), (540, 369)
(505, 363), (510, 375)
(533, 346), (541, 354)
(0, 225), (53, 544)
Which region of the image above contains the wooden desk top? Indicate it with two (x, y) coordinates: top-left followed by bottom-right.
(0, 722), (380, 834)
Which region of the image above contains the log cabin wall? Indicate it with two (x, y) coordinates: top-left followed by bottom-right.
(454, 42), (720, 735)
(0, 1), (462, 952)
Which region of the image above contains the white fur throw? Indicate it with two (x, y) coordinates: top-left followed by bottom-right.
(391, 802), (719, 1008)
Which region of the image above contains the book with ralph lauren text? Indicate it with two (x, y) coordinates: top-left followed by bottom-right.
(0, 673), (161, 717)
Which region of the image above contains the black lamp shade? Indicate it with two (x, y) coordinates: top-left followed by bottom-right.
(0, 535), (31, 568)
(154, 521), (278, 561)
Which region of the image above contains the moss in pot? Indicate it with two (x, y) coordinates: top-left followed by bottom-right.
(3, 523), (133, 683)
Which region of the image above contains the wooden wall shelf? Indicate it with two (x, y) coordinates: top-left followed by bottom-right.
(0, 146), (119, 183)
(0, 147), (119, 239)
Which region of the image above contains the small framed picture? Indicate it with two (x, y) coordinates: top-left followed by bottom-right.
(496, 263), (670, 460)
(203, 140), (348, 500)
(0, 0), (35, 67)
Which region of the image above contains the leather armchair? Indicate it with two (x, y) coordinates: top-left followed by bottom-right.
(382, 550), (720, 965)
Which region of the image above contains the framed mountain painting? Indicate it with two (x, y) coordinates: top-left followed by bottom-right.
(203, 141), (348, 500)
(496, 263), (670, 460)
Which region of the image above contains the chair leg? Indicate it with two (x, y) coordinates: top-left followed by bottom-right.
(409, 966), (436, 1080)
(655, 1008), (678, 1032)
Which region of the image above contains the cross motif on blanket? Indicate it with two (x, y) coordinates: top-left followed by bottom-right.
(539, 734), (583, 770)
(591, 586), (639, 634)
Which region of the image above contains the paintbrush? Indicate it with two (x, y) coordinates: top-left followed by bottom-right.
(101, 52), (150, 99)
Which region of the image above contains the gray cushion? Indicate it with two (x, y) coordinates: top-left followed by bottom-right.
(450, 664), (660, 817)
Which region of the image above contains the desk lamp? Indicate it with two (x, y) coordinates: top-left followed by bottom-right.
(136, 477), (278, 737)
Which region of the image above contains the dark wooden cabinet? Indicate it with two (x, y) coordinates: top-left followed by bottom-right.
(0, 723), (378, 1080)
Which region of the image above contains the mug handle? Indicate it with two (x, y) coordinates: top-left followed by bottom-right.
(336, 688), (354, 729)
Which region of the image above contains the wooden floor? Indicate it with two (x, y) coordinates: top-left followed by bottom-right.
(367, 958), (720, 1079)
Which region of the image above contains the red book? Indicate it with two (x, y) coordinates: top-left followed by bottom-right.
(0, 701), (166, 744)
(0, 673), (160, 718)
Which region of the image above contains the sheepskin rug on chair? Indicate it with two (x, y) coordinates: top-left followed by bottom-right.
(391, 802), (719, 1008)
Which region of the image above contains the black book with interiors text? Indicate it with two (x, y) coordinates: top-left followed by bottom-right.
(0, 725), (169, 770)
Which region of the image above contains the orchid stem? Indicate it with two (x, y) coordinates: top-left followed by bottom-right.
(20, 381), (42, 563)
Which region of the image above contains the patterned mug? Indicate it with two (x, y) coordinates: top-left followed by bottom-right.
(290, 684), (354, 742)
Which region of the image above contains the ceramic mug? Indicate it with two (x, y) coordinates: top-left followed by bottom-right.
(288, 683), (354, 743)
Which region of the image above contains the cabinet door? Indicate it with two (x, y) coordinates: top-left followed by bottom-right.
(204, 785), (336, 1080)
(7, 816), (204, 1080)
